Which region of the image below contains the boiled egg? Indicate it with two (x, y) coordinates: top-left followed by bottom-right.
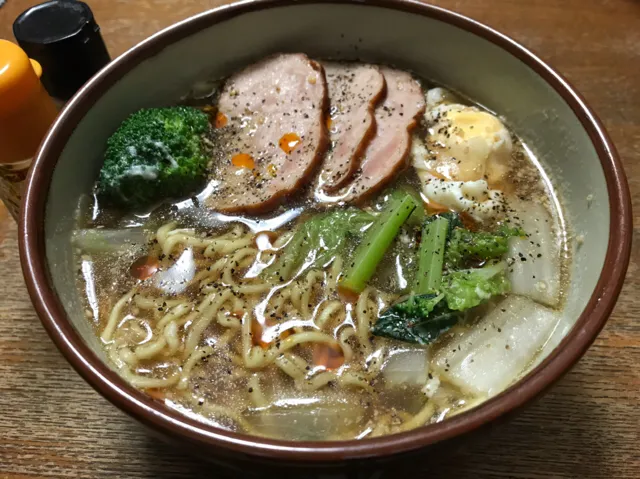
(425, 86), (461, 111)
(412, 88), (513, 221)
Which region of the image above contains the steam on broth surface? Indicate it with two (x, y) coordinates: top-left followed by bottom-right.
(74, 54), (570, 440)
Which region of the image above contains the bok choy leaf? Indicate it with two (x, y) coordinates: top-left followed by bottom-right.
(444, 261), (511, 311)
(265, 208), (373, 281)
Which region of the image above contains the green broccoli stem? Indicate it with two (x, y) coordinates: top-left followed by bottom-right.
(415, 216), (450, 295)
(340, 194), (417, 294)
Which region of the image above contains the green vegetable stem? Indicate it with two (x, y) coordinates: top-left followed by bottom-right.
(373, 214), (460, 344)
(415, 216), (450, 294)
(340, 193), (417, 294)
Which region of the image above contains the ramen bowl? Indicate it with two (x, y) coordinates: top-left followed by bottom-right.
(19, 0), (631, 474)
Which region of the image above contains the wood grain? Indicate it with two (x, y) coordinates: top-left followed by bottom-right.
(0, 1), (638, 477)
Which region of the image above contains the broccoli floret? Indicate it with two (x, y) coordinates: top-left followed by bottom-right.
(445, 224), (525, 269)
(96, 106), (210, 209)
(391, 293), (444, 318)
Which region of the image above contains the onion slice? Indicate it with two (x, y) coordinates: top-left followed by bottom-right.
(382, 347), (430, 387)
(507, 200), (562, 307)
(243, 400), (366, 440)
(431, 295), (558, 397)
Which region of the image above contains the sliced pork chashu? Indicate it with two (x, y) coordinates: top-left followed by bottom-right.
(319, 63), (386, 191)
(338, 67), (425, 203)
(206, 53), (328, 213)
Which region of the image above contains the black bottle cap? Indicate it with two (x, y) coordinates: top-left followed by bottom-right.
(13, 0), (111, 102)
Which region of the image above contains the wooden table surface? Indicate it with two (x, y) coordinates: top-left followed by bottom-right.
(0, 1), (638, 477)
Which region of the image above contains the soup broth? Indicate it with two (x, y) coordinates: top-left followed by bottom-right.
(74, 54), (569, 441)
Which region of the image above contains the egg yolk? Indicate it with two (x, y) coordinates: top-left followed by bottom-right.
(427, 107), (511, 186)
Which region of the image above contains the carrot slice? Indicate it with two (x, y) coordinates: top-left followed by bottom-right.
(130, 255), (159, 281)
(251, 318), (292, 349)
(215, 111), (228, 128)
(312, 343), (345, 370)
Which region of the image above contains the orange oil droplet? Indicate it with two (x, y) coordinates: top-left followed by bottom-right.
(231, 153), (255, 169)
(459, 212), (478, 231)
(326, 117), (333, 130)
(215, 112), (228, 128)
(251, 319), (269, 348)
(279, 132), (301, 154)
(424, 197), (452, 215)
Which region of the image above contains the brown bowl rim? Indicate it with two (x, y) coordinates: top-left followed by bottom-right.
(19, 0), (632, 463)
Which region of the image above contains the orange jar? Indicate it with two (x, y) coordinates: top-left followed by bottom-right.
(0, 40), (58, 220)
